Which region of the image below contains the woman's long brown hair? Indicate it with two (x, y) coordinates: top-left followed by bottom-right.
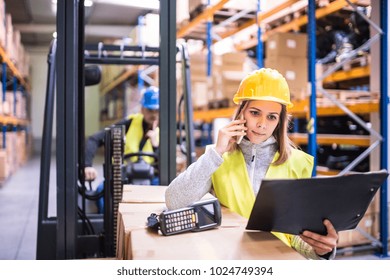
(272, 105), (297, 165)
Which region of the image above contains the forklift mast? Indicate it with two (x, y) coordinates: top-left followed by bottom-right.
(37, 1), (195, 259)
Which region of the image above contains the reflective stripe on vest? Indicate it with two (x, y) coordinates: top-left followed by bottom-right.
(124, 113), (158, 164)
(211, 148), (313, 247)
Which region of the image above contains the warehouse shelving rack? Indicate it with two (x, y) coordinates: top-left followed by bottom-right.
(180, 0), (381, 172)
(0, 45), (31, 185)
(179, 0), (389, 257)
(0, 46), (30, 126)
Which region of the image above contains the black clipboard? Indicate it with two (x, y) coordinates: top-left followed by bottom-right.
(246, 170), (389, 235)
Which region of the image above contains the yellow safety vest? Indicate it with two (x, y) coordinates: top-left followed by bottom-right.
(211, 148), (313, 247)
(124, 113), (159, 165)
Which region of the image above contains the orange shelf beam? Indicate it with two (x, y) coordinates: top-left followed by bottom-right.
(219, 0), (300, 40)
(193, 99), (378, 122)
(177, 0), (230, 38)
(0, 46), (30, 91)
(289, 132), (371, 147)
(100, 67), (137, 96)
(316, 166), (341, 176)
(323, 66), (370, 83)
(236, 0), (359, 51)
(0, 115), (30, 126)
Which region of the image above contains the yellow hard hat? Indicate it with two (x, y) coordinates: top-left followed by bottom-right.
(232, 68), (293, 108)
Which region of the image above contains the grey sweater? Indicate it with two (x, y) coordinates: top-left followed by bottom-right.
(165, 136), (335, 260)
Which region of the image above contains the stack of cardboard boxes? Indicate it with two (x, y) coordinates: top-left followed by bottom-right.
(129, 13), (160, 48)
(0, 4), (30, 77)
(337, 191), (381, 248)
(0, 0), (31, 182)
(185, 51), (210, 109)
(213, 52), (248, 108)
(1, 90), (27, 119)
(185, 50), (249, 110)
(265, 32), (308, 101)
(0, 130), (30, 181)
(0, 149), (8, 180)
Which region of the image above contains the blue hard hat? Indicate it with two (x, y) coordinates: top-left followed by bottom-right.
(141, 86), (159, 110)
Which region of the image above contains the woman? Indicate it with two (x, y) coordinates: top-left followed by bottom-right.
(165, 68), (338, 260)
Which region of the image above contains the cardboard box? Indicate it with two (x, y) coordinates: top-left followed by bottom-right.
(116, 202), (166, 259)
(289, 86), (309, 102)
(365, 191), (380, 215)
(188, 0), (204, 15)
(337, 212), (379, 248)
(0, 1), (5, 48)
(266, 32), (307, 58)
(122, 185), (167, 203)
(129, 13), (159, 47)
(221, 52), (247, 67)
(117, 186), (306, 260)
(117, 186), (220, 259)
(176, 0), (189, 24)
(130, 225), (305, 260)
(0, 149), (9, 179)
(265, 56), (308, 100)
(192, 80), (210, 108)
(220, 78), (240, 103)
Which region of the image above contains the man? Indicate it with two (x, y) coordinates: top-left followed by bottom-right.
(84, 86), (160, 212)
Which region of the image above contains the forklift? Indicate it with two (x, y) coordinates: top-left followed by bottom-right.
(36, 0), (195, 259)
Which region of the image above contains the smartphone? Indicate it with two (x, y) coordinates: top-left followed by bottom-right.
(159, 198), (222, 236)
(235, 102), (246, 144)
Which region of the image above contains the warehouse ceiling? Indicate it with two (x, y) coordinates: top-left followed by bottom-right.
(4, 0), (159, 48)
(5, 0), (372, 50)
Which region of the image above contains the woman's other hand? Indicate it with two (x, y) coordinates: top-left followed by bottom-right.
(300, 219), (338, 256)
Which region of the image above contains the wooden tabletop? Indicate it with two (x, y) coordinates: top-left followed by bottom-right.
(117, 185), (305, 260)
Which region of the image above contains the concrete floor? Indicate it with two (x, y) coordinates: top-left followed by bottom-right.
(0, 153), (104, 260)
(0, 155), (43, 260)
(0, 154), (389, 260)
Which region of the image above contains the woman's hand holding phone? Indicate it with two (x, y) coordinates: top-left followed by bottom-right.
(215, 117), (247, 156)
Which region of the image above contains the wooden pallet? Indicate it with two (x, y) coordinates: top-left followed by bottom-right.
(289, 133), (371, 148)
(189, 3), (207, 21)
(322, 52), (370, 73)
(316, 166), (340, 176)
(316, 89), (379, 105)
(193, 104), (209, 111)
(208, 98), (230, 110)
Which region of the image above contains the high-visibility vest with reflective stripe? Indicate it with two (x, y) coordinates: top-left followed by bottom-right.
(124, 113), (158, 164)
(211, 148), (313, 246)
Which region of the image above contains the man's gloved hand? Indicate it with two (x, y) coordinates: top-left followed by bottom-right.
(84, 166), (98, 181)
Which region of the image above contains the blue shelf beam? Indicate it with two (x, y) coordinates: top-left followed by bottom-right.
(256, 0), (263, 68)
(2, 63), (6, 102)
(308, 0), (317, 176)
(207, 0), (212, 77)
(13, 77), (17, 116)
(379, 0), (389, 258)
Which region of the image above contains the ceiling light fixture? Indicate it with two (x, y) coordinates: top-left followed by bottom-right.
(93, 0), (159, 10)
(84, 0), (94, 7)
(51, 0), (94, 14)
